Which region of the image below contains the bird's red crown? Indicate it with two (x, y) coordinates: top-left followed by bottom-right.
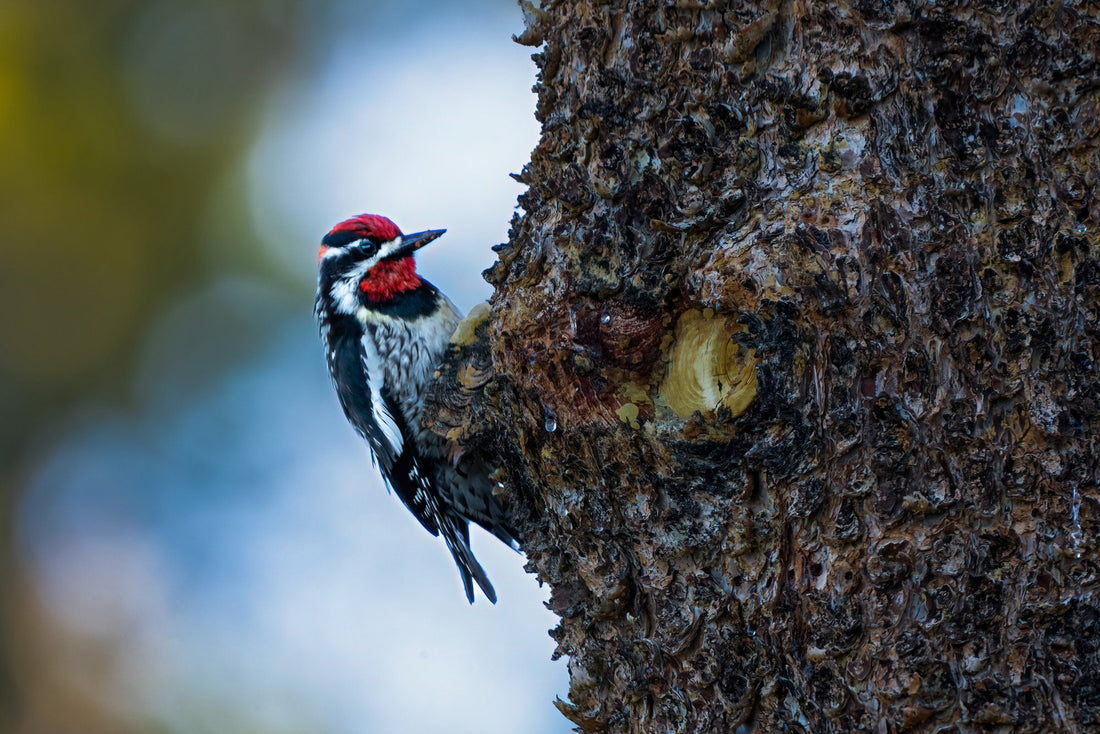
(326, 213), (403, 243)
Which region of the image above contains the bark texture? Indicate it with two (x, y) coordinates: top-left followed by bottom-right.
(433, 1), (1100, 730)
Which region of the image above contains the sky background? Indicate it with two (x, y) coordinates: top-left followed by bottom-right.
(1, 1), (568, 732)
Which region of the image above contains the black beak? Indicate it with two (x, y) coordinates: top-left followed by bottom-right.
(389, 229), (446, 259)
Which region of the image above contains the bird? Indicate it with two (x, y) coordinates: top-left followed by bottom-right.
(314, 213), (518, 602)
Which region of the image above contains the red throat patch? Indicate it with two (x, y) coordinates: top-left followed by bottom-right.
(360, 257), (421, 301)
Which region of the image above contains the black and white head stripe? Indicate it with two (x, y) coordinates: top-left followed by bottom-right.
(322, 229), (371, 247)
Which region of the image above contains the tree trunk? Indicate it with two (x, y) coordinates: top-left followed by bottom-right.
(439, 1), (1100, 730)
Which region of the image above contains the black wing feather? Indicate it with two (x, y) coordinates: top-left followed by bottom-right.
(327, 320), (495, 601)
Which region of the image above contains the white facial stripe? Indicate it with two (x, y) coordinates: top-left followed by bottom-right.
(376, 236), (404, 260)
(329, 255), (377, 315)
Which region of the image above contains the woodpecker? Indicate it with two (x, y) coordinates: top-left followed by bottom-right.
(314, 213), (517, 603)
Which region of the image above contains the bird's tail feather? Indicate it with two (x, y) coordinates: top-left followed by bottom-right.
(440, 516), (496, 604)
(487, 523), (522, 552)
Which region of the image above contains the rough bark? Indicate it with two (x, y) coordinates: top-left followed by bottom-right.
(430, 1), (1100, 730)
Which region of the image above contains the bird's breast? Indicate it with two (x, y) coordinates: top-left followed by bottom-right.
(365, 305), (461, 432)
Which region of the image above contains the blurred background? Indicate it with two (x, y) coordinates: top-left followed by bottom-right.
(0, 1), (566, 732)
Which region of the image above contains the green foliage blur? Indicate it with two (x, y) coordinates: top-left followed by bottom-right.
(0, 1), (311, 729)
(0, 0), (305, 451)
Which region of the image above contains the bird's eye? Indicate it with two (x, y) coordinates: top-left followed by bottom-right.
(356, 238), (379, 255)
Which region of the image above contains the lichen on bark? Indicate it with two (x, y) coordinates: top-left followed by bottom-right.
(429, 0), (1100, 730)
